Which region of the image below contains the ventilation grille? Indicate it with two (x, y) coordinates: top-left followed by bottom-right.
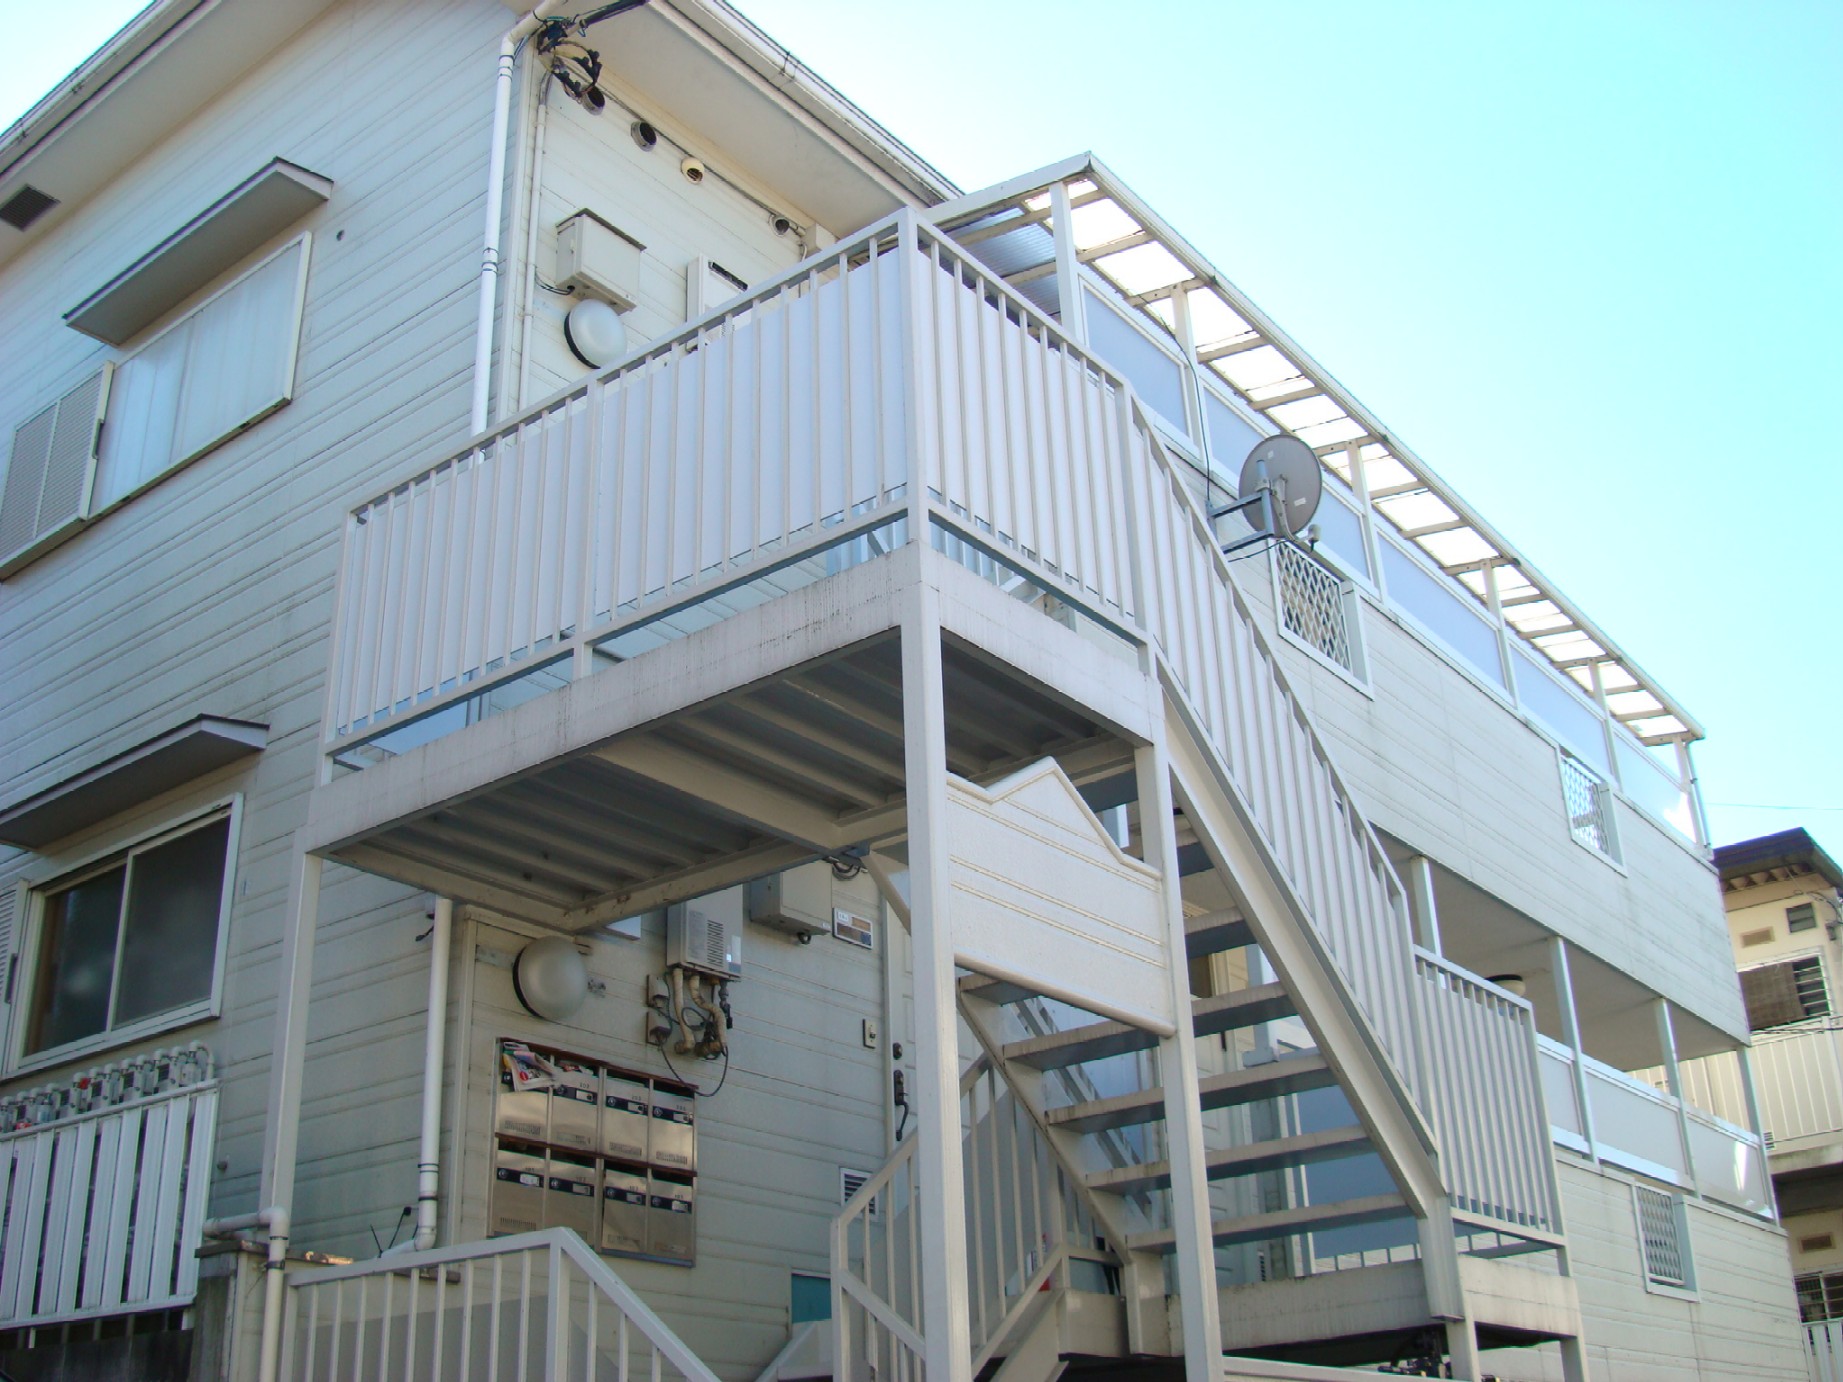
(840, 1167), (880, 1216)
(0, 367), (109, 575)
(1635, 1186), (1689, 1289)
(0, 185), (58, 232)
(1740, 928), (1774, 947)
(1802, 1234), (1836, 1254)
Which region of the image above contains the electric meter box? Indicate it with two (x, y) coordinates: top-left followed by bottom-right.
(556, 210), (643, 312)
(666, 892), (743, 979)
(746, 865), (834, 941)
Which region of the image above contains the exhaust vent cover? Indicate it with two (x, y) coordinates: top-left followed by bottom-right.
(0, 185), (58, 232)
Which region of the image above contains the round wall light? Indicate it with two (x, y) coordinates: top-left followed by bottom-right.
(564, 297), (627, 369)
(513, 936), (590, 1022)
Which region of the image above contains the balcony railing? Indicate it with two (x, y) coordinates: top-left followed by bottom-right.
(0, 1051), (218, 1327)
(1536, 1036), (1770, 1215)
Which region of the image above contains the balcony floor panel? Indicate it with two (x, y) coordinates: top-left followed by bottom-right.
(307, 549), (1148, 930)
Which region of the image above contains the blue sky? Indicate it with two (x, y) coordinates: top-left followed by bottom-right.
(6, 1), (1839, 857)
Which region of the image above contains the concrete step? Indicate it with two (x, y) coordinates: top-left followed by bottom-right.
(1002, 983), (1295, 1070)
(1084, 1124), (1372, 1197)
(1045, 1054), (1335, 1134)
(1127, 1192), (1409, 1253)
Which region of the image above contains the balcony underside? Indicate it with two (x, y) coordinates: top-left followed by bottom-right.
(304, 545), (1154, 929)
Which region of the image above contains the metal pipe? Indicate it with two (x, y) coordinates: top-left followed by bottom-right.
(473, 0), (569, 435)
(202, 1205), (290, 1382)
(414, 898), (454, 1251)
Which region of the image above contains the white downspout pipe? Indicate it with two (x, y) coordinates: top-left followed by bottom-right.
(413, 897), (453, 1251)
(473, 0), (568, 435)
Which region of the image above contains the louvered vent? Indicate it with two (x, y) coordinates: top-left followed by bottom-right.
(0, 366), (111, 577)
(1739, 928), (1774, 947)
(0, 185), (57, 231)
(840, 1167), (880, 1216)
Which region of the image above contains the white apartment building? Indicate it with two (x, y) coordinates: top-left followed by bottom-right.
(0, 3), (1806, 1380)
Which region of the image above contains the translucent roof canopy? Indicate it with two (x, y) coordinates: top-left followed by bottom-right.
(928, 155), (1700, 745)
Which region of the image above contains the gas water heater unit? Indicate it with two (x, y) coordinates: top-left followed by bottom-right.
(666, 895), (743, 980)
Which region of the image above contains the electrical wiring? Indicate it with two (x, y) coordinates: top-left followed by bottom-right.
(656, 998), (731, 1096)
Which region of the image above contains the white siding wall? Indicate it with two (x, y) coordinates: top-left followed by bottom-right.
(0, 0), (525, 1253)
(512, 77), (817, 404)
(457, 865), (905, 1380)
(1478, 1158), (1806, 1381)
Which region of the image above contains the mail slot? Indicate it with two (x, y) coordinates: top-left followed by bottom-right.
(602, 1073), (650, 1162)
(549, 1059), (600, 1151)
(649, 1169), (696, 1265)
(650, 1084), (696, 1172)
(496, 1041), (551, 1142)
(601, 1162), (648, 1256)
(547, 1151), (600, 1241)
(491, 1142), (547, 1237)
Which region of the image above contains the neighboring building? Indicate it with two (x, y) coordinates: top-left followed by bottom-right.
(0, 3), (1804, 1381)
(1714, 831), (1843, 1331)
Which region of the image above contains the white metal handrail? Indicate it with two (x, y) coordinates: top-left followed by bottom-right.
(830, 1056), (1116, 1382)
(1536, 1036), (1771, 1216)
(326, 215), (915, 744)
(280, 1227), (720, 1382)
(1809, 1318), (1843, 1382)
(0, 1080), (218, 1328)
(907, 223), (1424, 1095)
(1413, 949), (1561, 1238)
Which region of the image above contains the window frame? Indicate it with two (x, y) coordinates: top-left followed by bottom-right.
(1789, 901), (1820, 934)
(89, 232), (312, 522)
(1631, 1183), (1697, 1298)
(7, 796), (242, 1075)
(1268, 537), (1372, 694)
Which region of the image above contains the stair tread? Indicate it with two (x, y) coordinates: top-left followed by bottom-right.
(957, 972), (1043, 1006)
(1185, 910), (1252, 958)
(1085, 1124), (1372, 1196)
(1045, 1053), (1335, 1134)
(1003, 983), (1295, 1070)
(1127, 1192), (1409, 1253)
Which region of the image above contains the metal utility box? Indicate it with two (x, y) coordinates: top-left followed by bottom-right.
(495, 1040), (550, 1143)
(666, 893), (742, 979)
(746, 866), (833, 941)
(492, 1142), (547, 1237)
(650, 1083), (696, 1172)
(547, 1152), (601, 1241)
(555, 210), (643, 311)
(649, 1171), (696, 1265)
(601, 1163), (649, 1256)
(602, 1072), (650, 1162)
(549, 1058), (600, 1152)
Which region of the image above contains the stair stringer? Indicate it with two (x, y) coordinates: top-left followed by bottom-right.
(1157, 682), (1466, 1320)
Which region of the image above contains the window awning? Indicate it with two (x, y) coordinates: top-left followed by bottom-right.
(0, 715), (267, 849)
(64, 158), (331, 346)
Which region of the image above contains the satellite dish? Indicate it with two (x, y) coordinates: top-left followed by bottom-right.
(1238, 435), (1323, 540)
